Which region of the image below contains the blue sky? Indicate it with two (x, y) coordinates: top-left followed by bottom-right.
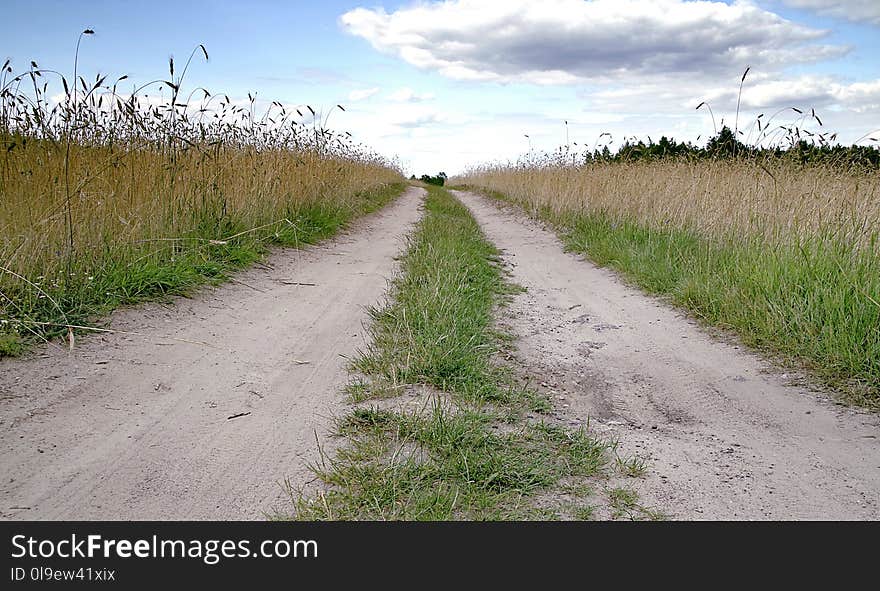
(3, 0), (879, 175)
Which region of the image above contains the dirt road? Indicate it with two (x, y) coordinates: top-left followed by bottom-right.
(0, 187), (424, 520)
(454, 190), (880, 520)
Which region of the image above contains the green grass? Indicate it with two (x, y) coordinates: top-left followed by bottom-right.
(0, 332), (25, 356)
(351, 184), (540, 408)
(607, 486), (665, 521)
(0, 182), (406, 355)
(305, 404), (609, 520)
(459, 186), (880, 409)
(287, 185), (626, 520)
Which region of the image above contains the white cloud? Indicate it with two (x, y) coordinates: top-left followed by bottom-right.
(394, 112), (444, 128)
(832, 79), (880, 112)
(780, 0), (880, 25)
(387, 87), (435, 102)
(340, 0), (845, 84)
(686, 74), (880, 114)
(347, 87), (380, 102)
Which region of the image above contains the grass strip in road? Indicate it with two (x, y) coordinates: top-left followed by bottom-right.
(289, 185), (654, 520)
(350, 184), (541, 409)
(456, 185), (880, 410)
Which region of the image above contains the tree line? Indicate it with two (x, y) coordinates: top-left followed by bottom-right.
(573, 126), (880, 169)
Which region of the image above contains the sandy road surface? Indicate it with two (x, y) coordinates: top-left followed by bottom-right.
(0, 187), (424, 520)
(454, 190), (880, 520)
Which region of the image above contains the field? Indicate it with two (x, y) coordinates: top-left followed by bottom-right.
(0, 49), (402, 354)
(455, 158), (880, 407)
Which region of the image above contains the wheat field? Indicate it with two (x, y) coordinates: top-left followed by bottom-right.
(0, 45), (402, 351)
(456, 158), (880, 405)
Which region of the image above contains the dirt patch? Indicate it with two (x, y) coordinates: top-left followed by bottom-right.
(454, 190), (880, 520)
(0, 187), (425, 520)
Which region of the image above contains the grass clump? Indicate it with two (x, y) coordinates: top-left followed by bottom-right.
(288, 186), (625, 520)
(0, 332), (25, 357)
(607, 486), (665, 521)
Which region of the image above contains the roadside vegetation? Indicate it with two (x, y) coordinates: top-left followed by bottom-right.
(0, 36), (403, 355)
(408, 172), (448, 186)
(288, 185), (656, 520)
(453, 122), (880, 408)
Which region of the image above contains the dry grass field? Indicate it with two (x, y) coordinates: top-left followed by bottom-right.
(456, 158), (880, 406)
(0, 45), (402, 352)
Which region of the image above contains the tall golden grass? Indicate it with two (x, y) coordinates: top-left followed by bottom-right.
(458, 160), (879, 250)
(1, 141), (400, 283)
(456, 159), (880, 405)
(0, 40), (402, 350)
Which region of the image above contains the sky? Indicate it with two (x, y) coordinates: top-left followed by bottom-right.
(3, 0), (879, 175)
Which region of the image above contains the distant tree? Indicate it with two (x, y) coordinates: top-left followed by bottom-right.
(419, 172), (446, 186)
(705, 126), (746, 158)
